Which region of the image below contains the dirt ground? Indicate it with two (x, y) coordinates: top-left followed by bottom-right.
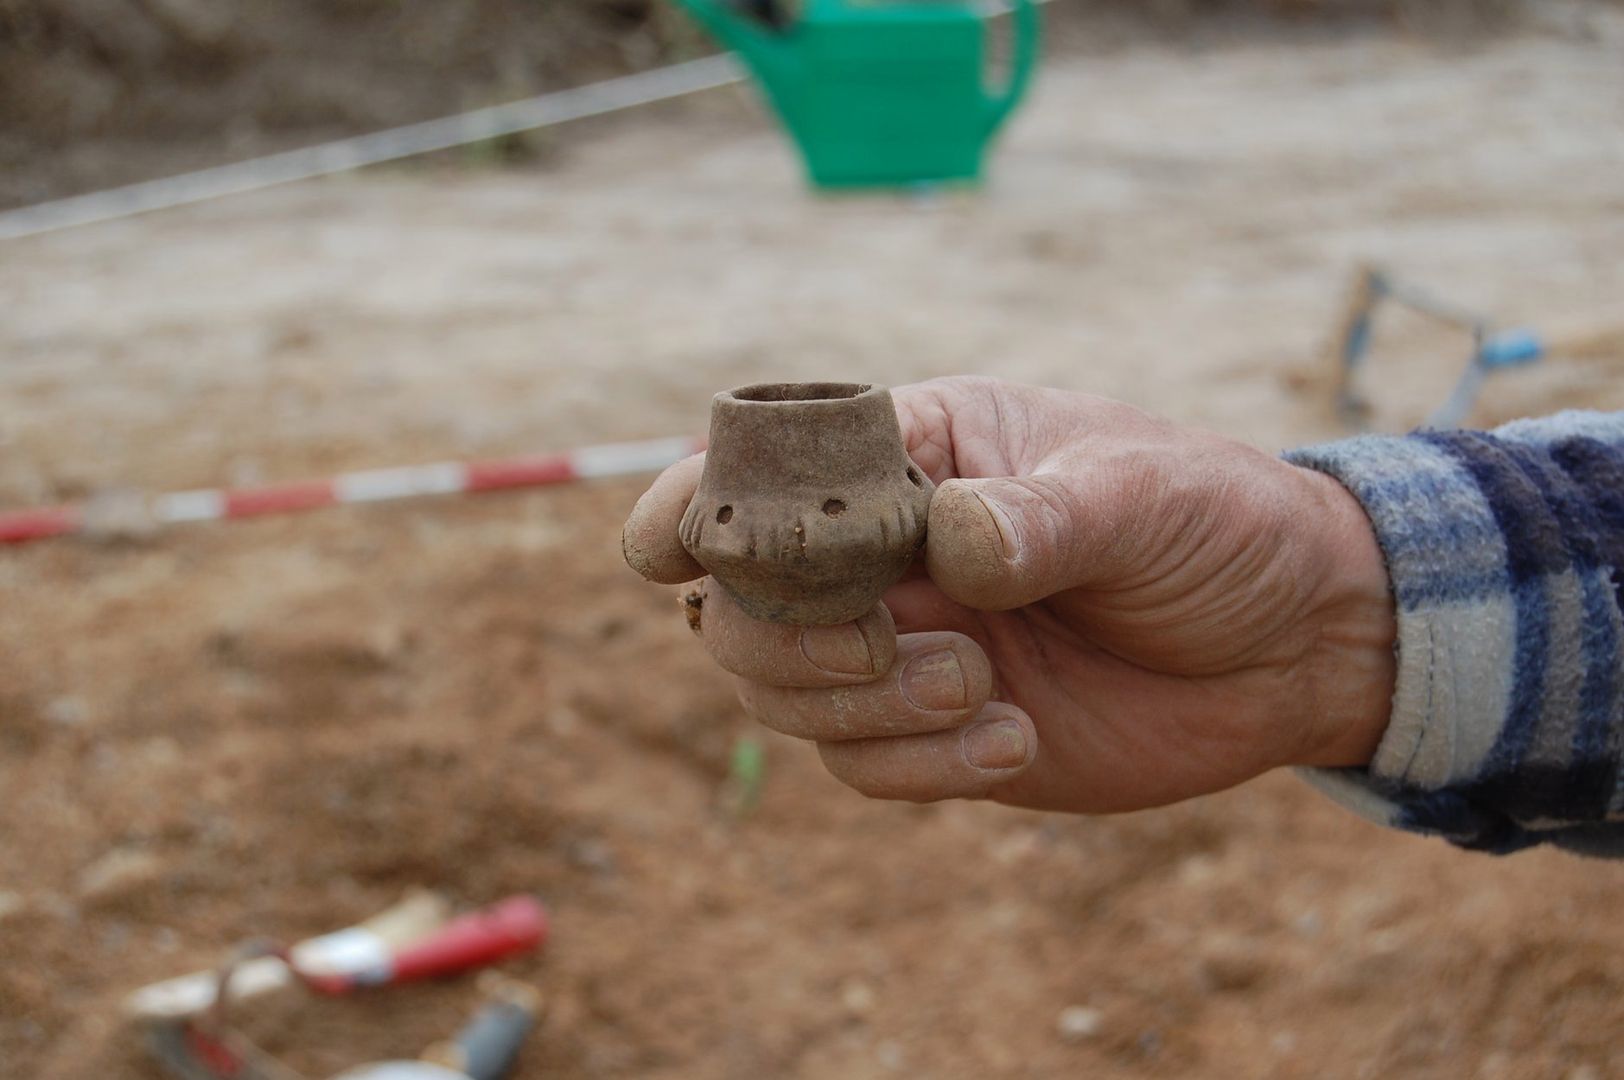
(0, 0), (700, 208)
(5, 11), (1624, 1080)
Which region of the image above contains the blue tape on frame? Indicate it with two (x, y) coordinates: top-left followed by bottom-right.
(1479, 329), (1545, 369)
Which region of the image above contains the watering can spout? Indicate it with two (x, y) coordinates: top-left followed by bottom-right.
(672, 0), (795, 90)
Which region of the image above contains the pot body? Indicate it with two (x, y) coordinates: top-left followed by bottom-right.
(681, 383), (934, 625)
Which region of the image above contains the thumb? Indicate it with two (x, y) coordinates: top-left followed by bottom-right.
(925, 474), (1114, 611)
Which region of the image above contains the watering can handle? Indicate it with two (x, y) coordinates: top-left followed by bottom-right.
(984, 0), (1040, 135)
(673, 0), (784, 57)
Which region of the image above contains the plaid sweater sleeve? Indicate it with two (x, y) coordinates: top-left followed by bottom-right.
(1284, 410), (1624, 856)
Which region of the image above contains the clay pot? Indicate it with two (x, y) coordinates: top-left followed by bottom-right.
(680, 382), (935, 625)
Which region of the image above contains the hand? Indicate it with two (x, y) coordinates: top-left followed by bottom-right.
(623, 377), (1396, 813)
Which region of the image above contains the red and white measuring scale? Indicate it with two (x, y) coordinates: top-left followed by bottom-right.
(0, 436), (703, 545)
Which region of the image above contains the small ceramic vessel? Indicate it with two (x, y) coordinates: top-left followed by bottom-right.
(680, 382), (935, 624)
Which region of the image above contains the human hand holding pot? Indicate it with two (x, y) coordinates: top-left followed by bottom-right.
(623, 376), (1397, 812)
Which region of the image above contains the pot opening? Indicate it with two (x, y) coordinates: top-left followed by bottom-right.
(731, 382), (872, 403)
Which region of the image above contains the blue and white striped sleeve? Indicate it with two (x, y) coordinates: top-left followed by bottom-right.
(1284, 410), (1624, 856)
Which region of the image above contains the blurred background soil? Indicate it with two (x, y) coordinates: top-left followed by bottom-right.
(3, 1), (1624, 1078)
(0, 0), (1563, 208)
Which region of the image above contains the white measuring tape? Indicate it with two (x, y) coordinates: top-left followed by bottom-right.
(0, 55), (745, 242)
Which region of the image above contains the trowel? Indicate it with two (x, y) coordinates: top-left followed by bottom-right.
(144, 976), (540, 1080)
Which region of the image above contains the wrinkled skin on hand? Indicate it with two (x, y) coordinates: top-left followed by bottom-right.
(623, 376), (1396, 814)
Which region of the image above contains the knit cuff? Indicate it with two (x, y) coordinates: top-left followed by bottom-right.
(1284, 433), (1522, 848)
(1285, 413), (1624, 854)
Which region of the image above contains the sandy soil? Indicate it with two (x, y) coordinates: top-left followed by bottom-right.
(4, 18), (1624, 1080)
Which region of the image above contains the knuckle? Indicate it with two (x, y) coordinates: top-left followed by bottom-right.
(818, 742), (877, 794)
(704, 635), (752, 677)
(839, 763), (903, 801)
(819, 742), (950, 803)
(736, 683), (796, 733)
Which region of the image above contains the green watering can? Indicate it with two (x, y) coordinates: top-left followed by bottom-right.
(674, 0), (1041, 188)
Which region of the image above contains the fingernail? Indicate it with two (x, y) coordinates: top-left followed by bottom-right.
(962, 718), (1029, 770)
(970, 488), (1020, 559)
(900, 650), (967, 711)
(800, 623), (876, 675)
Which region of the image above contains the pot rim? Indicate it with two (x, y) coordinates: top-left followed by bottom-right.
(723, 382), (880, 406)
